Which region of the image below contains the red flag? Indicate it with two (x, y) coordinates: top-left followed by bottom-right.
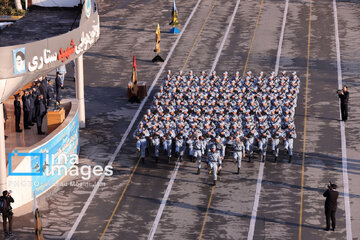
(133, 55), (137, 71)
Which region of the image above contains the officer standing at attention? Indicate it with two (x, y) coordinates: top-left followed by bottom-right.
(14, 94), (22, 133)
(323, 183), (339, 231)
(55, 72), (63, 104)
(3, 105), (7, 140)
(35, 94), (47, 135)
(337, 85), (349, 122)
(22, 90), (31, 130)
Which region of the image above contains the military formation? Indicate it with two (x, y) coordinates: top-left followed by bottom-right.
(135, 70), (300, 185)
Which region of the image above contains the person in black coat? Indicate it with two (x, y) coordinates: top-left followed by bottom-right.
(323, 183), (339, 231)
(55, 72), (63, 104)
(22, 91), (31, 129)
(13, 94), (22, 132)
(337, 86), (349, 121)
(35, 94), (47, 135)
(2, 105), (7, 140)
(0, 190), (14, 237)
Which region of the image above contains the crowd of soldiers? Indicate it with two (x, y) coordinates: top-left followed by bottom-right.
(13, 73), (63, 135)
(135, 70), (300, 185)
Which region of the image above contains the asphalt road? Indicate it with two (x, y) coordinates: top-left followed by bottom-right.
(10, 0), (360, 239)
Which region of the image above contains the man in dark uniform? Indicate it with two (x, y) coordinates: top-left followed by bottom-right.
(323, 183), (339, 231)
(22, 90), (31, 129)
(14, 94), (22, 132)
(55, 72), (63, 104)
(35, 94), (47, 135)
(2, 105), (7, 140)
(0, 190), (14, 237)
(337, 85), (349, 121)
(46, 79), (56, 109)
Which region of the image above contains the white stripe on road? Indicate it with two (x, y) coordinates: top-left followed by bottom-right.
(147, 0), (242, 238)
(333, 1), (352, 239)
(274, 0), (289, 75)
(65, 0), (203, 238)
(247, 1), (289, 239)
(247, 162), (264, 240)
(209, 0), (242, 74)
(147, 159), (181, 240)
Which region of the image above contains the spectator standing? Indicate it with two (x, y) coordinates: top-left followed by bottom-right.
(22, 91), (31, 130)
(2, 105), (7, 140)
(337, 86), (349, 121)
(323, 183), (339, 231)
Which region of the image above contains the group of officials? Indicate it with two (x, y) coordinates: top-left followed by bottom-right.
(12, 73), (63, 135)
(135, 70), (300, 185)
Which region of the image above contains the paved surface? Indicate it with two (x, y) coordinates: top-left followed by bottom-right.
(6, 0), (360, 239)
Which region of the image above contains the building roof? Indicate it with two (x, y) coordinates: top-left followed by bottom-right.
(0, 6), (81, 47)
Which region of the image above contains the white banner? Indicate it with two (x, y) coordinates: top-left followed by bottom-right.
(32, 0), (81, 7)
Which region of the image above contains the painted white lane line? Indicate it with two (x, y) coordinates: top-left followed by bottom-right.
(209, 0), (242, 74)
(247, 162), (264, 240)
(274, 0), (289, 75)
(147, 159), (181, 240)
(333, 0), (352, 239)
(147, 0), (242, 238)
(247, 1), (289, 239)
(65, 0), (203, 238)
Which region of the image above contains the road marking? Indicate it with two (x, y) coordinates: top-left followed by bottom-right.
(247, 1), (289, 239)
(333, 0), (352, 239)
(247, 162), (264, 240)
(65, 0), (203, 238)
(198, 186), (215, 240)
(182, 0), (217, 71)
(100, 158), (141, 240)
(298, 0), (312, 239)
(242, 0), (264, 77)
(148, 0), (242, 238)
(274, 0), (289, 75)
(210, 0), (242, 74)
(147, 159), (181, 240)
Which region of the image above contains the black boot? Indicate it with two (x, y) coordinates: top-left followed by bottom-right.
(197, 168), (200, 175)
(288, 155), (292, 163)
(274, 156), (278, 162)
(179, 156), (182, 162)
(141, 158), (145, 163)
(237, 167), (240, 174)
(213, 180), (216, 186)
(248, 155), (251, 162)
(155, 157), (159, 163)
(168, 156), (171, 163)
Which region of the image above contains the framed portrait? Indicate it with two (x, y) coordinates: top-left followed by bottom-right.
(13, 47), (26, 74)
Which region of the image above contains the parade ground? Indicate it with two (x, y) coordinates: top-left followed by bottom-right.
(11, 0), (360, 239)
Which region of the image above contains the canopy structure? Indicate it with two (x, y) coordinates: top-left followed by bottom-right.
(32, 0), (81, 7)
(0, 0), (100, 193)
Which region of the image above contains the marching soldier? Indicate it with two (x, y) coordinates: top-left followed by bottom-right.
(257, 123), (270, 162)
(284, 123), (296, 162)
(270, 124), (283, 162)
(231, 136), (245, 174)
(207, 145), (222, 186)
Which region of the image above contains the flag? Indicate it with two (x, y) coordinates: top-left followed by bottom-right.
(34, 192), (44, 240)
(154, 24), (161, 54)
(131, 56), (138, 95)
(169, 0), (180, 26)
